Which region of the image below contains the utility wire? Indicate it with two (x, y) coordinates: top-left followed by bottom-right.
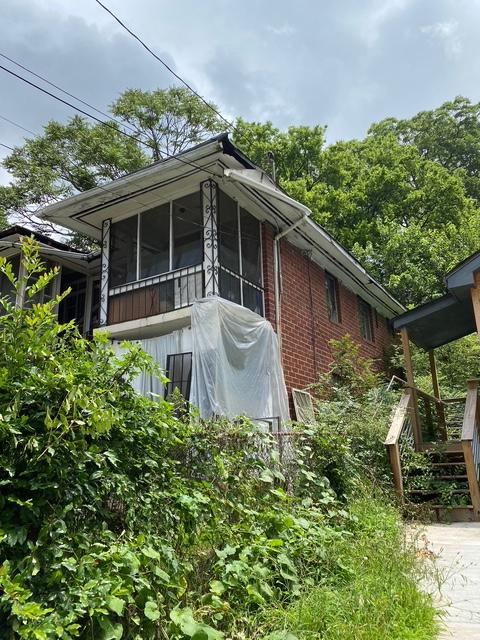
(0, 113), (37, 137)
(94, 0), (235, 132)
(0, 63), (220, 177)
(0, 51), (140, 138)
(0, 142), (14, 151)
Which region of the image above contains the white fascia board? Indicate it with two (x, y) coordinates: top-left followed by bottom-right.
(38, 140), (226, 239)
(223, 168), (311, 218)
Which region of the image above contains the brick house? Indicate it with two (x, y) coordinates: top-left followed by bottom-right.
(1, 134), (403, 424)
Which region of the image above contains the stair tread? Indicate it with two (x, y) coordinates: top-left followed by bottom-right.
(408, 489), (469, 494)
(430, 461), (466, 466)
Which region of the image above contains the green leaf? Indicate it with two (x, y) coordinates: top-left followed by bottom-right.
(209, 580), (225, 595)
(107, 596), (125, 616)
(144, 600), (160, 621)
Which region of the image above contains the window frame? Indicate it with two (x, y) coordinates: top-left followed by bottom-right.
(325, 271), (341, 324)
(164, 352), (193, 400)
(358, 297), (374, 343)
(218, 193), (264, 316)
(109, 191), (204, 290)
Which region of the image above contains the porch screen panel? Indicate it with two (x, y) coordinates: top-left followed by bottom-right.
(0, 255), (19, 305)
(218, 190), (239, 272)
(172, 193), (203, 269)
(140, 203), (170, 279)
(219, 268), (241, 305)
(110, 216), (138, 287)
(240, 208), (261, 284)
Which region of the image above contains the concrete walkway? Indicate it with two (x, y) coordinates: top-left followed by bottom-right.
(419, 523), (480, 639)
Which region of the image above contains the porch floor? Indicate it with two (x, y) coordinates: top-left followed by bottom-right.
(421, 523), (480, 638)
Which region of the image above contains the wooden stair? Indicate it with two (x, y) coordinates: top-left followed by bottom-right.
(405, 442), (476, 521)
(384, 382), (480, 523)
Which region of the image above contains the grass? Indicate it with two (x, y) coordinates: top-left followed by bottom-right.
(258, 493), (439, 640)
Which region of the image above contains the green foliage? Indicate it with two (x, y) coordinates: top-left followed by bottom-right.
(311, 335), (382, 400)
(0, 243), (436, 639)
(261, 493), (438, 640)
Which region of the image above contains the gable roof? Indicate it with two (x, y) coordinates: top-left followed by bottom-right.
(39, 134), (404, 318)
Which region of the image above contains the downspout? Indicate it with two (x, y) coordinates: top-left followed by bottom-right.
(274, 214), (309, 351)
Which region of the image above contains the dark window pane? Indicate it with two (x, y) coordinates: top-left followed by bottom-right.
(172, 192), (203, 269)
(358, 298), (374, 342)
(240, 208), (261, 284)
(110, 216), (138, 287)
(325, 272), (340, 323)
(58, 268), (87, 333)
(218, 190), (239, 273)
(219, 268), (241, 305)
(165, 352), (193, 400)
(140, 204), (170, 279)
(0, 255), (19, 305)
(243, 283), (263, 315)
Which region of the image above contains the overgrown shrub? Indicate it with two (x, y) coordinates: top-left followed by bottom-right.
(0, 243), (437, 640)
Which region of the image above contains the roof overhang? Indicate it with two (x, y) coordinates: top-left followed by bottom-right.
(393, 292), (476, 350)
(39, 135), (404, 318)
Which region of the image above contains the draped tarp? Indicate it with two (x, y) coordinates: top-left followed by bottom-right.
(190, 297), (289, 425)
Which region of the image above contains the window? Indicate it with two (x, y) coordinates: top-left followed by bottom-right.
(358, 298), (374, 342)
(172, 192), (203, 269)
(165, 352), (192, 400)
(325, 272), (340, 323)
(218, 189), (263, 315)
(109, 192), (203, 288)
(110, 216), (138, 287)
(0, 255), (19, 307)
(140, 204), (170, 279)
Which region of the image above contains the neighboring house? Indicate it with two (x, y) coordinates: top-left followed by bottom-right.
(1, 134), (404, 423)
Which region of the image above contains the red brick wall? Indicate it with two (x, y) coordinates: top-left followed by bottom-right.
(261, 222), (393, 406)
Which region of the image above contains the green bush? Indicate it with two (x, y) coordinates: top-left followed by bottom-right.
(0, 242), (438, 640)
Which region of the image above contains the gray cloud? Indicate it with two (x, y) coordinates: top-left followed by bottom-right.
(2, 0), (480, 176)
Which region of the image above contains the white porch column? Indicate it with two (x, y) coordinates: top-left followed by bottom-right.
(202, 179), (219, 297)
(99, 218), (111, 327)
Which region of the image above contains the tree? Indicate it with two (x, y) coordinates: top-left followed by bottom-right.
(369, 96), (480, 204)
(237, 122), (478, 305)
(0, 87), (224, 242)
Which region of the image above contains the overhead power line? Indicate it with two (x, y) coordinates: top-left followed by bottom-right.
(0, 142), (14, 151)
(0, 63), (220, 177)
(0, 51), (140, 137)
(0, 113), (37, 137)
(94, 0), (235, 132)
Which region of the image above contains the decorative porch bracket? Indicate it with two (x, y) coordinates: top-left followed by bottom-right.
(202, 179), (219, 297)
(99, 218), (111, 327)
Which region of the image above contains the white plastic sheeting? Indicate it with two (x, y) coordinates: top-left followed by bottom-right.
(112, 328), (192, 399)
(190, 297), (289, 425)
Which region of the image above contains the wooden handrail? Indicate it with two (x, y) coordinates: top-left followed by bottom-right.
(384, 390), (412, 446)
(461, 380), (480, 520)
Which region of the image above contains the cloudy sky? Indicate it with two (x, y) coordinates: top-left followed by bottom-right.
(1, 0), (480, 178)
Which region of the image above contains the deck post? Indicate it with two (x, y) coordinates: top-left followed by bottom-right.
(429, 349), (447, 439)
(400, 328), (422, 449)
(471, 273), (480, 339)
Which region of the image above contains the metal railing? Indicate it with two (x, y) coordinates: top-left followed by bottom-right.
(107, 264), (204, 324)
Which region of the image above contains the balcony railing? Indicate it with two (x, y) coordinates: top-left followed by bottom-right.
(107, 264), (204, 325)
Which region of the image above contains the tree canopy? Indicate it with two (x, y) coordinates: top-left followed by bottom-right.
(1, 89), (480, 306)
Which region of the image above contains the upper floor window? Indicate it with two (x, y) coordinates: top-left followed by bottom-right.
(218, 189), (263, 315)
(0, 255), (19, 307)
(358, 297), (374, 342)
(109, 192), (203, 288)
(325, 272), (340, 323)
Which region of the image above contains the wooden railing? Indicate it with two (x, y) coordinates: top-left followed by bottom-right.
(384, 389), (416, 501)
(461, 380), (480, 520)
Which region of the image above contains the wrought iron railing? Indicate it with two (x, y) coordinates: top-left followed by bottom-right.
(107, 264), (204, 325)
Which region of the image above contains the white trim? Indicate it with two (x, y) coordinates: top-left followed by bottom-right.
(95, 306), (191, 340)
